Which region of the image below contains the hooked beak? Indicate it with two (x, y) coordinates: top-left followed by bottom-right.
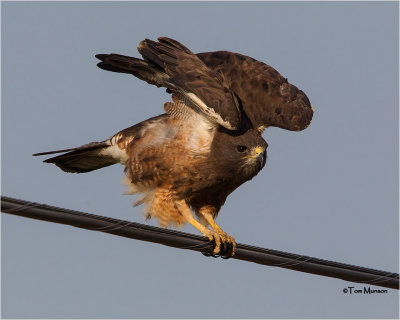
(255, 147), (267, 168)
(242, 146), (265, 162)
(253, 146), (264, 157)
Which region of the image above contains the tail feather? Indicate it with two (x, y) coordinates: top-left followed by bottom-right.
(33, 141), (120, 173)
(33, 142), (107, 157)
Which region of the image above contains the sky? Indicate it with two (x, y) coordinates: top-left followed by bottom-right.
(1, 1), (399, 318)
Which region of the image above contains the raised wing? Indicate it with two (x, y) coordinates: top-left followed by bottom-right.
(97, 38), (240, 130)
(96, 37), (313, 132)
(197, 51), (314, 132)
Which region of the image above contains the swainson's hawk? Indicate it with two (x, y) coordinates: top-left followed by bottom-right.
(34, 37), (314, 257)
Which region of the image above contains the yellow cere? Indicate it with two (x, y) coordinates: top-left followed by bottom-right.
(254, 146), (263, 155)
(242, 146), (264, 159)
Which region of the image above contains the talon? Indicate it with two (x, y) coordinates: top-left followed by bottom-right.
(202, 229), (236, 258)
(198, 208), (236, 258)
(175, 201), (235, 258)
(202, 251), (219, 258)
(215, 230), (236, 257)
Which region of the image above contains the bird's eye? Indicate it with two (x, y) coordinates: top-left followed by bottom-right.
(236, 145), (247, 152)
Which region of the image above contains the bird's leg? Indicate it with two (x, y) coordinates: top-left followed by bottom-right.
(199, 206), (236, 257)
(175, 200), (222, 255)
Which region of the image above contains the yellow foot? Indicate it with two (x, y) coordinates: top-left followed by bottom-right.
(174, 200), (236, 258)
(202, 228), (236, 258)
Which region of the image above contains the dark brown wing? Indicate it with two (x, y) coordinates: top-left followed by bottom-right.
(96, 37), (313, 132)
(197, 51), (314, 132)
(97, 38), (240, 130)
(96, 53), (170, 88)
(137, 38), (240, 130)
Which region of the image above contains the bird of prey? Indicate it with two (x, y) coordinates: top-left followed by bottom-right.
(34, 37), (313, 257)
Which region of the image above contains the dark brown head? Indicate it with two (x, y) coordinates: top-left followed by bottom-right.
(209, 128), (268, 184)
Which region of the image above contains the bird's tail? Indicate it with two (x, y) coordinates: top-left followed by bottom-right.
(33, 141), (121, 173)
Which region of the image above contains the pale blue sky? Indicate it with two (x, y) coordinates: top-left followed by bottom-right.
(2, 1), (399, 318)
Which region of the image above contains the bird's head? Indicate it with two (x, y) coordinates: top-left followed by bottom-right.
(210, 128), (268, 182)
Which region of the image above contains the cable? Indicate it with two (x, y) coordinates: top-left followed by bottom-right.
(1, 196), (398, 290)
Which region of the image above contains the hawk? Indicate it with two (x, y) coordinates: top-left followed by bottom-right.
(34, 37), (313, 257)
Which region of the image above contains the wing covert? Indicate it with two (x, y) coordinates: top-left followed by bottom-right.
(137, 37), (241, 130)
(197, 51), (314, 132)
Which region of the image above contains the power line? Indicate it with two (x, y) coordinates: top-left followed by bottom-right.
(1, 195), (398, 290)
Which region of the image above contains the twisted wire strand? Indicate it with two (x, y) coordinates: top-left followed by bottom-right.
(1, 195), (398, 290)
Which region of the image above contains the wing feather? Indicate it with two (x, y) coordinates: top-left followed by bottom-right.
(137, 38), (240, 130)
(197, 51), (314, 131)
(96, 37), (314, 132)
